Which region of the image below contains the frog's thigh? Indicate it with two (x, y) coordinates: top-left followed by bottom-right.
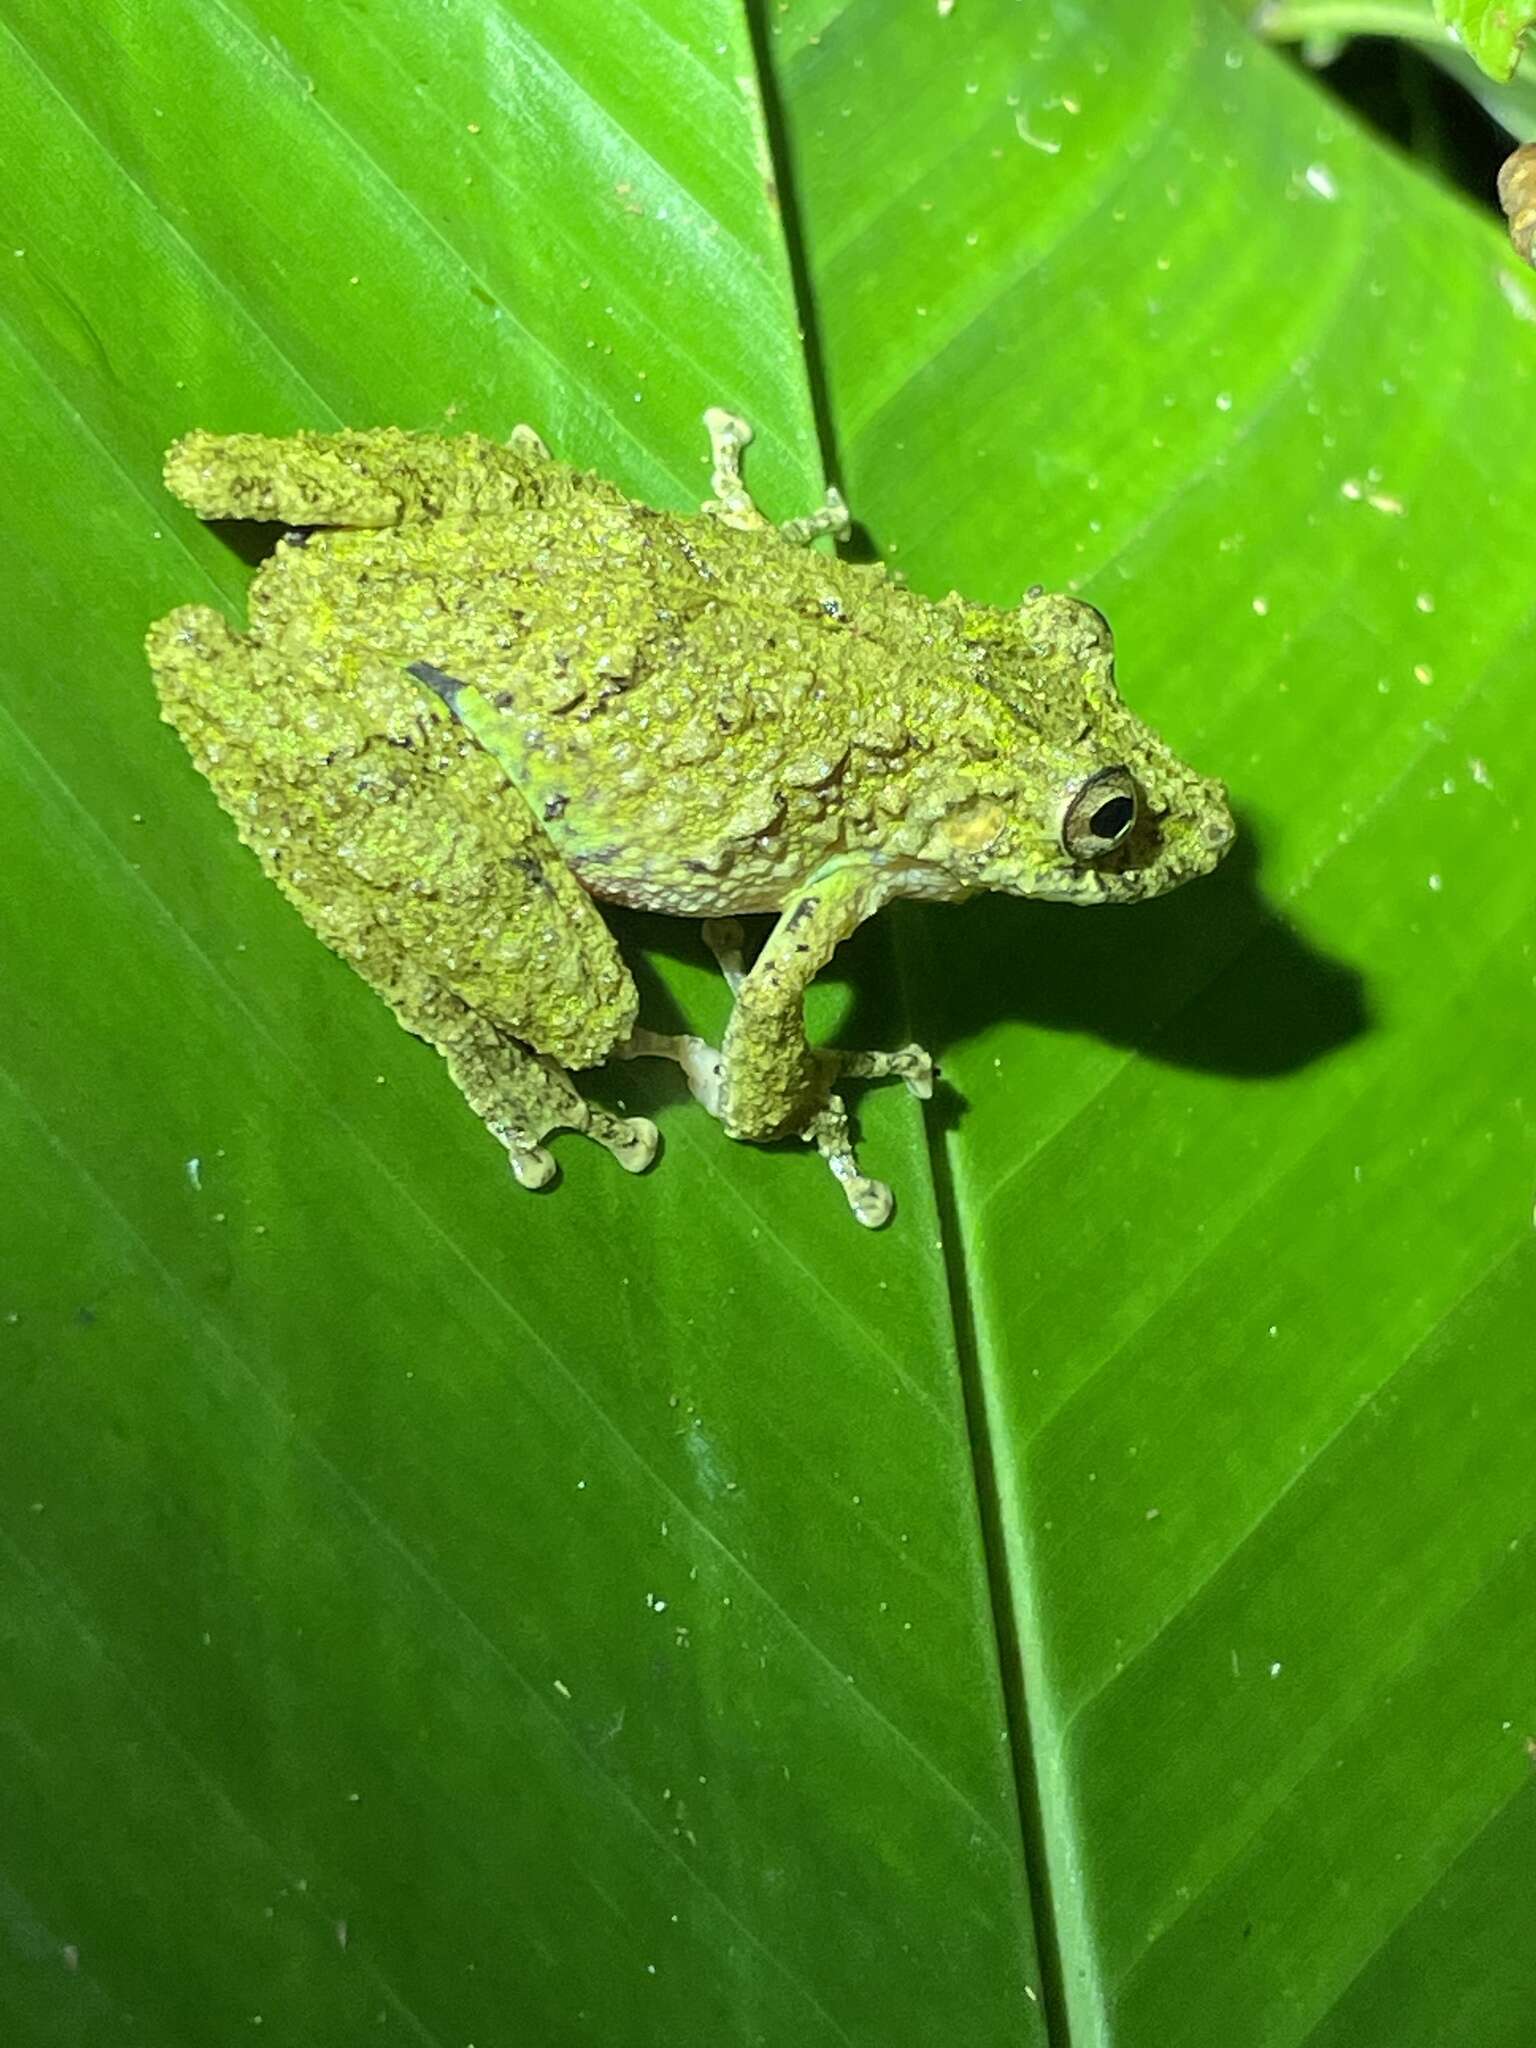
(699, 408), (850, 547)
(400, 669), (642, 1071)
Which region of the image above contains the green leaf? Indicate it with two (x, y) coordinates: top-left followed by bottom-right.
(4, 4), (1535, 2047)
(773, 1), (1536, 2037)
(1434, 0), (1536, 77)
(1257, 0), (1460, 45)
(1, 6), (1038, 2042)
(1257, 0), (1536, 135)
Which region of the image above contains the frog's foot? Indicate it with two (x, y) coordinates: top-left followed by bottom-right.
(497, 1088), (659, 1190)
(827, 1042), (935, 1100)
(699, 409), (850, 547)
(499, 1103), (658, 1189)
(782, 1051), (929, 1228)
(443, 1031), (657, 1189)
(621, 1030), (894, 1226)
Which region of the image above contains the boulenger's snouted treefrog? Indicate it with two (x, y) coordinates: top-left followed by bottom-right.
(147, 411), (1233, 1226)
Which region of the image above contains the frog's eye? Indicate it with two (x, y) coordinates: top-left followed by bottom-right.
(1062, 766), (1138, 860)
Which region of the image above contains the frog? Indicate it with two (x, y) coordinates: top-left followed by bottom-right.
(146, 409), (1234, 1227)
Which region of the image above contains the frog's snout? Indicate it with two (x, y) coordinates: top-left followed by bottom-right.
(1199, 778), (1238, 868)
(1096, 771), (1233, 895)
(1162, 778), (1236, 881)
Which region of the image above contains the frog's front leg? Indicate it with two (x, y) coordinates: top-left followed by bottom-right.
(716, 863), (932, 1227)
(701, 408), (850, 547)
(162, 426), (556, 529)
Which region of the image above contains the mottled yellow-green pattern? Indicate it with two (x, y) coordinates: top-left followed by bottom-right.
(147, 416), (1232, 1223)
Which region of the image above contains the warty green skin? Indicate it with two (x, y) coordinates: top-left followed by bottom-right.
(146, 418), (1234, 1225)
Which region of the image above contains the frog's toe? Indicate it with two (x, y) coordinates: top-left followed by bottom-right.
(507, 1138), (559, 1191)
(908, 1052), (935, 1099)
(590, 1110), (660, 1175)
(887, 1043), (935, 1100)
(833, 1042), (935, 1100)
(808, 1098), (895, 1230)
(777, 486), (851, 549)
(846, 1177), (895, 1229)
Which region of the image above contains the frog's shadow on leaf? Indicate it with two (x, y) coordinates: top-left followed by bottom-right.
(611, 809), (1369, 1143)
(905, 810), (1372, 1119)
(206, 519), (294, 568)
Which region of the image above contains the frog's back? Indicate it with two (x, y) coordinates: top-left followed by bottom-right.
(302, 502), (974, 896)
(438, 505), (999, 912)
(228, 455), (1009, 916)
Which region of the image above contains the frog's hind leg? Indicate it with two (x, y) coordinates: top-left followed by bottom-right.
(700, 408), (850, 547)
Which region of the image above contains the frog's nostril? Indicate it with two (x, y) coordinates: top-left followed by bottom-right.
(1204, 793), (1236, 850)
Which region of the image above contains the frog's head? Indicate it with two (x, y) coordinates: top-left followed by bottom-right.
(931, 592), (1234, 905)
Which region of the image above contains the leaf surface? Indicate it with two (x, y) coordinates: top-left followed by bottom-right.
(771, 1), (1536, 2038)
(0, 4), (1037, 2041)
